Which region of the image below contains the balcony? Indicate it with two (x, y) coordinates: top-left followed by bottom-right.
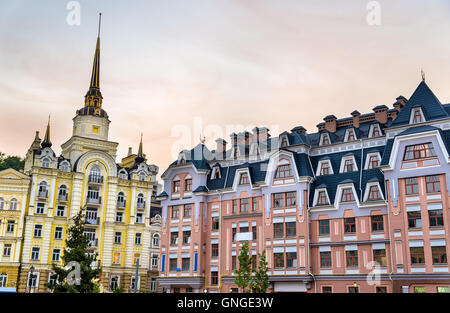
(136, 201), (146, 210)
(85, 216), (100, 225)
(37, 190), (48, 199)
(57, 194), (68, 202)
(117, 200), (126, 208)
(88, 238), (98, 248)
(88, 175), (103, 184)
(86, 196), (102, 205)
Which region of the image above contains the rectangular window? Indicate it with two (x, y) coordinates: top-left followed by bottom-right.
(429, 210), (444, 227)
(414, 286), (426, 293)
(135, 213), (143, 224)
(211, 272), (218, 285)
(432, 246), (447, 264)
(274, 252), (284, 268)
(405, 177), (419, 195)
(408, 211), (422, 229)
(173, 181), (180, 193)
(114, 232), (122, 244)
(113, 252), (120, 264)
(346, 250), (358, 267)
(169, 258), (177, 272)
(182, 258), (190, 271)
(426, 175), (441, 193)
(403, 143), (436, 161)
(56, 206), (65, 217)
(183, 231), (191, 245)
(232, 255), (237, 270)
(54, 227), (63, 240)
(317, 191), (329, 205)
(151, 255), (158, 268)
(3, 244), (11, 257)
(34, 224), (43, 238)
(341, 189), (355, 202)
(437, 286), (450, 293)
(232, 200), (238, 214)
(52, 249), (60, 262)
(185, 179), (192, 191)
(211, 244), (219, 258)
(232, 227), (237, 242)
(368, 155), (380, 169)
(371, 215), (384, 232)
(239, 173), (249, 185)
(273, 223), (284, 238)
(252, 226), (257, 241)
(320, 251), (332, 268)
(285, 222), (296, 237)
(322, 286), (332, 293)
(368, 185), (382, 201)
(344, 217), (356, 233)
(133, 253), (141, 265)
(286, 252), (297, 268)
(6, 221), (14, 233)
(183, 204), (192, 218)
(319, 220), (330, 236)
(135, 233), (142, 245)
(410, 247), (425, 264)
(240, 198), (249, 213)
(348, 286), (359, 293)
(212, 216), (219, 231)
(31, 247), (40, 260)
(373, 249), (387, 266)
(170, 232), (178, 246)
(344, 159), (354, 172)
(273, 193), (284, 208)
(275, 165), (292, 179)
(115, 212), (123, 223)
(36, 203), (45, 214)
(171, 206), (180, 219)
(320, 162), (330, 175)
(252, 197), (257, 212)
(376, 286), (387, 293)
(286, 192), (296, 207)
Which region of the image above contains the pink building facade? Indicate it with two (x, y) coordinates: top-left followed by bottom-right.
(157, 80), (450, 293)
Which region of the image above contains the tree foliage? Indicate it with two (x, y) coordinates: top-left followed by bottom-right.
(234, 241), (270, 293)
(46, 209), (101, 293)
(0, 152), (24, 171)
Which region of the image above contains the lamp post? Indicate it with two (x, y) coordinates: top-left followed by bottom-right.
(29, 266), (35, 293)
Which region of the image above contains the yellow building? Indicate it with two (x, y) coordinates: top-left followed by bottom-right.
(0, 17), (162, 293)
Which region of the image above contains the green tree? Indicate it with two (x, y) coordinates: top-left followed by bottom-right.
(46, 209), (101, 293)
(233, 241), (253, 293)
(250, 250), (269, 293)
(0, 152), (24, 171)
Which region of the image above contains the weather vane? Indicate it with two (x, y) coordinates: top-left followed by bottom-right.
(200, 134), (206, 144)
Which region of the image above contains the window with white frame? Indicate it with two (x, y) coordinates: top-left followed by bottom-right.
(130, 276), (140, 291)
(31, 247), (40, 261)
(54, 227), (63, 240)
(345, 128), (357, 142)
(42, 158), (50, 168)
(153, 234), (160, 247)
(315, 190), (330, 206)
(135, 233), (142, 245)
(317, 160), (333, 176)
(3, 244), (11, 257)
(410, 108), (425, 124)
(115, 211), (123, 223)
(60, 161), (70, 172)
(365, 153), (381, 169)
(110, 276), (120, 291)
(365, 183), (383, 201)
(280, 135), (289, 148)
(114, 232), (122, 244)
(52, 248), (61, 262)
(36, 203), (45, 215)
(150, 278), (157, 291)
(34, 224), (43, 238)
(6, 220), (14, 233)
(139, 173), (146, 181)
(340, 156), (357, 173)
(341, 188), (355, 202)
(10, 198), (17, 210)
(56, 206), (65, 217)
(151, 255), (158, 268)
(119, 170), (127, 180)
(320, 133), (331, 146)
(0, 198), (4, 210)
(135, 213), (144, 224)
(0, 273), (7, 287)
(369, 124), (382, 138)
(211, 167), (221, 179)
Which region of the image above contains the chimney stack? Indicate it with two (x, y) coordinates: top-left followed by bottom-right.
(351, 111), (360, 128)
(215, 138), (227, 160)
(291, 126), (307, 134)
(373, 105), (388, 124)
(323, 115), (337, 133)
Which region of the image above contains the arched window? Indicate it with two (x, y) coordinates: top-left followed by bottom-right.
(90, 166), (101, 176)
(137, 193), (145, 209)
(60, 162), (70, 172)
(139, 173), (146, 182)
(117, 192), (125, 203)
(152, 234), (160, 247)
(275, 165), (293, 179)
(10, 198), (17, 210)
(38, 181), (48, 198)
(0, 198), (4, 210)
(119, 170), (127, 180)
(58, 185), (68, 201)
(89, 166), (102, 183)
(42, 158), (50, 168)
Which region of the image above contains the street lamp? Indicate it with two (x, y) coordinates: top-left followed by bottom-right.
(29, 266), (35, 293)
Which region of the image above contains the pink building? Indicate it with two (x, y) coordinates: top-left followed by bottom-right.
(157, 80), (450, 293)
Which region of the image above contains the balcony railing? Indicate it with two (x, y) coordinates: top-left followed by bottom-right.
(57, 194), (68, 202)
(37, 190), (48, 199)
(136, 201), (146, 209)
(86, 196), (102, 205)
(88, 238), (98, 247)
(85, 216), (100, 225)
(88, 175), (103, 184)
(117, 200), (126, 208)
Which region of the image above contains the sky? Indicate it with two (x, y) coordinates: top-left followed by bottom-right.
(1, 0), (450, 180)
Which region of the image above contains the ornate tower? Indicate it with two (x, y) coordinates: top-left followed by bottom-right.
(61, 13), (118, 165)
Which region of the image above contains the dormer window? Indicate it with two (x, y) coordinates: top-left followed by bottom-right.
(42, 158), (50, 168)
(60, 162), (70, 172)
(366, 153), (381, 169)
(317, 191), (329, 206)
(320, 161), (331, 176)
(239, 173), (249, 185)
(139, 173), (146, 181)
(320, 133), (330, 146)
(280, 136), (289, 148)
(211, 167), (221, 180)
(340, 156), (357, 173)
(275, 165), (292, 179)
(403, 143), (436, 161)
(345, 129), (356, 142)
(411, 108), (425, 124)
(367, 185), (382, 201)
(172, 180), (180, 193)
(370, 124), (381, 138)
(119, 170), (127, 180)
(341, 188), (355, 202)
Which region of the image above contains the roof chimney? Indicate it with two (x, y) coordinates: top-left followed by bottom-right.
(291, 126), (307, 134)
(351, 111), (360, 128)
(128, 147), (133, 156)
(373, 105), (388, 124)
(215, 138), (227, 160)
(323, 115), (337, 133)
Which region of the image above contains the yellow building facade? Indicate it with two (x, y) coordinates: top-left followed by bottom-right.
(0, 20), (162, 293)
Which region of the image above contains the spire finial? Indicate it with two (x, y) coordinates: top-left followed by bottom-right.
(200, 134), (206, 145)
(98, 13), (102, 38)
(421, 69), (426, 82)
(41, 115), (52, 149)
(135, 133), (145, 163)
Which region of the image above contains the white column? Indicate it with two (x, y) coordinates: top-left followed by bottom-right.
(130, 187), (136, 224)
(48, 177), (56, 209)
(28, 175), (37, 208)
